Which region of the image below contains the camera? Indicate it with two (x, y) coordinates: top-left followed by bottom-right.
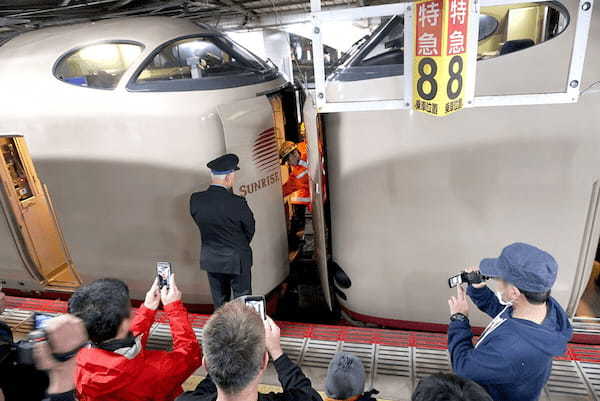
(15, 329), (47, 366)
(448, 271), (489, 288)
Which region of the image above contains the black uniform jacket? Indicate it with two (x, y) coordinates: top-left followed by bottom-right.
(176, 354), (323, 401)
(190, 185), (256, 275)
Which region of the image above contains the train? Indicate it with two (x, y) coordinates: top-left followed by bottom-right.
(1, 0), (600, 332)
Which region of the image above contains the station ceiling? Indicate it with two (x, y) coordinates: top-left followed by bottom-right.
(0, 0), (396, 44)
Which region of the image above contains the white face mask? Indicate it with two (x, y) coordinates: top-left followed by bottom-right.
(496, 290), (513, 306)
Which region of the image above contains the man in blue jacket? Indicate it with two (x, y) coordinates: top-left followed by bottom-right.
(447, 242), (573, 401)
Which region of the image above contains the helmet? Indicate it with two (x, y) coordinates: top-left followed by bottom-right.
(279, 141), (298, 160)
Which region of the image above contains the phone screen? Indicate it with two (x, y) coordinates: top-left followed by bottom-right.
(34, 313), (54, 329)
(448, 274), (463, 288)
(244, 296), (266, 320)
(156, 262), (172, 289)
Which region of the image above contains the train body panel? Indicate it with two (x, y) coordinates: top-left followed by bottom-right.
(324, 1), (600, 327)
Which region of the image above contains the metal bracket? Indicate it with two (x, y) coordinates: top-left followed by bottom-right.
(309, 0), (594, 113)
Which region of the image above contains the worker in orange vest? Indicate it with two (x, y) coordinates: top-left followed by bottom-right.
(280, 140), (310, 250)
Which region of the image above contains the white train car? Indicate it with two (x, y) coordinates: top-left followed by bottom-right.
(0, 17), (293, 307)
(321, 1), (600, 330)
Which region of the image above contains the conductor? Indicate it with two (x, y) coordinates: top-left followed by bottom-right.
(190, 154), (256, 308)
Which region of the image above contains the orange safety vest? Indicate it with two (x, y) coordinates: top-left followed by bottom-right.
(283, 142), (311, 205)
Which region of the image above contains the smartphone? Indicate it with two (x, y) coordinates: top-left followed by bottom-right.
(156, 262), (172, 290)
(34, 312), (54, 329)
(244, 295), (266, 320)
(448, 273), (463, 288)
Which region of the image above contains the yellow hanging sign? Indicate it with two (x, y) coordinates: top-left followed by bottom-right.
(413, 0), (470, 116)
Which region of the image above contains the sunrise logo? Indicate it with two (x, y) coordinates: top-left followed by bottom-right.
(253, 128), (279, 172)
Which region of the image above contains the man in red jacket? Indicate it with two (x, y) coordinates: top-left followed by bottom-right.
(69, 276), (201, 401)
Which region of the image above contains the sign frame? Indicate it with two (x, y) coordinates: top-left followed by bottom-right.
(309, 0), (594, 113)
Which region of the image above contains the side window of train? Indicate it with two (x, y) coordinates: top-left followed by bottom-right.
(136, 37), (254, 82)
(359, 19), (404, 66)
(54, 42), (143, 90)
(477, 2), (568, 60)
(349, 2), (568, 69)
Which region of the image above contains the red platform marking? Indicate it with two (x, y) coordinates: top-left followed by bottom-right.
(5, 296), (600, 362)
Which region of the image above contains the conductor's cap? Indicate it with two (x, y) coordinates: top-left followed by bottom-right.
(207, 153), (240, 175)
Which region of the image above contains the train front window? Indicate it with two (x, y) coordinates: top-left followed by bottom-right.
(128, 35), (278, 91)
(359, 19), (404, 67)
(136, 38), (247, 82)
(54, 42), (143, 90)
(333, 2), (568, 82)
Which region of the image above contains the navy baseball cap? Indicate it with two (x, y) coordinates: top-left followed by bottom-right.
(207, 153), (240, 174)
(479, 242), (558, 292)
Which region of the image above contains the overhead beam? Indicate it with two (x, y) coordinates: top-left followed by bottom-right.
(5, 0), (120, 18)
(0, 17), (31, 26)
(217, 0), (257, 19)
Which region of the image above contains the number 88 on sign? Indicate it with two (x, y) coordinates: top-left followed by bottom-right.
(413, 0), (470, 116)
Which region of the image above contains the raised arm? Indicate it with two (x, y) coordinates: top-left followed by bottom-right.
(131, 279), (160, 347)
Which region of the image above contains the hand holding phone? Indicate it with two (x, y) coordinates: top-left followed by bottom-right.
(160, 274), (181, 306)
(144, 278), (161, 310)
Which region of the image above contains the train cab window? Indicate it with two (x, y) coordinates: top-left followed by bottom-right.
(54, 42), (143, 90)
(332, 2), (568, 82)
(128, 36), (278, 92)
(359, 19), (404, 67)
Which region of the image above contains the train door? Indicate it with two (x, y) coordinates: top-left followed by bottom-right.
(303, 99), (332, 309)
(0, 135), (80, 290)
(217, 97), (290, 295)
(269, 88), (307, 262)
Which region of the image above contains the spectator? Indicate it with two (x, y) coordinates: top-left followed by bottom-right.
(412, 373), (492, 401)
(33, 314), (89, 401)
(0, 287), (49, 400)
(177, 301), (321, 401)
(325, 352), (378, 401)
(70, 276), (201, 401)
(447, 243), (572, 401)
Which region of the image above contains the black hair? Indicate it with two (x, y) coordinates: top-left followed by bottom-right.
(412, 373), (493, 401)
(68, 278), (131, 344)
(518, 289), (551, 305)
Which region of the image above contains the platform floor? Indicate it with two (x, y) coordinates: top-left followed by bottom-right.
(4, 296), (600, 401)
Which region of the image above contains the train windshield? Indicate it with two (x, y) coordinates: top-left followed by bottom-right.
(331, 1), (569, 82)
(54, 42), (143, 90)
(127, 35), (279, 92)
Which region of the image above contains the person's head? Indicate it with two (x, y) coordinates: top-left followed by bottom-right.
(207, 153), (240, 188)
(280, 141), (300, 166)
(325, 352), (365, 400)
(479, 242), (557, 307)
(68, 278), (131, 344)
(211, 171), (236, 188)
(202, 300), (267, 395)
(412, 373), (493, 401)
(492, 278), (551, 307)
(286, 149), (301, 166)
